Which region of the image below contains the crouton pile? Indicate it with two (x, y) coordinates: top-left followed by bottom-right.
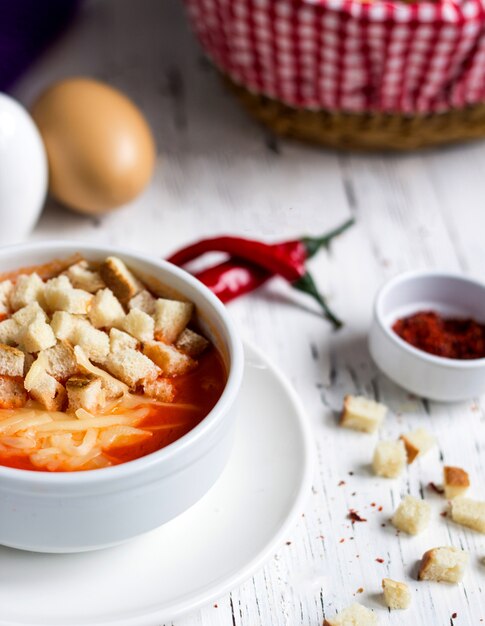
(331, 394), (485, 620)
(0, 256), (209, 414)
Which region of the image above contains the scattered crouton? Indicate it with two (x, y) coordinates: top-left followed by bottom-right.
(418, 547), (468, 583)
(105, 348), (160, 388)
(340, 395), (387, 434)
(0, 318), (20, 346)
(400, 428), (436, 464)
(128, 290), (156, 315)
(323, 603), (377, 626)
(42, 342), (78, 381)
(0, 345), (25, 377)
(143, 341), (196, 377)
(73, 323), (110, 362)
(373, 440), (407, 478)
(444, 467), (470, 500)
(12, 301), (47, 326)
(142, 377), (175, 403)
(0, 280), (13, 315)
(64, 260), (105, 293)
(109, 328), (138, 352)
(66, 375), (105, 413)
(20, 317), (57, 353)
(10, 273), (45, 310)
(175, 328), (210, 357)
(450, 497), (485, 533)
(44, 275), (93, 314)
(99, 256), (143, 302)
(24, 356), (66, 411)
(121, 308), (154, 343)
(392, 495), (431, 535)
(0, 375), (27, 408)
(382, 579), (411, 610)
(88, 288), (125, 329)
(154, 299), (194, 343)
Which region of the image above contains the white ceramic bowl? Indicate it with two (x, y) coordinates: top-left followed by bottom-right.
(369, 271), (485, 402)
(0, 241), (244, 553)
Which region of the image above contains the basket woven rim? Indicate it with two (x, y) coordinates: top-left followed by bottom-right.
(225, 74), (485, 149)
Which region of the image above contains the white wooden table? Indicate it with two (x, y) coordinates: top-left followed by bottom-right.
(11, 0), (485, 623)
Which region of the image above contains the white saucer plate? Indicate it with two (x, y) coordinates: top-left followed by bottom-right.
(0, 341), (314, 626)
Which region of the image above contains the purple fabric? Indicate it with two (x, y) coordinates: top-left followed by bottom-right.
(0, 0), (81, 91)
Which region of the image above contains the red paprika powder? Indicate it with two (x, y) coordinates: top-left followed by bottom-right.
(392, 311), (485, 360)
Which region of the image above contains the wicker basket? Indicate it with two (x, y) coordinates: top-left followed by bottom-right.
(185, 0), (485, 150)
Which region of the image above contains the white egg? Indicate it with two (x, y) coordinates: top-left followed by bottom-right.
(0, 93), (47, 245)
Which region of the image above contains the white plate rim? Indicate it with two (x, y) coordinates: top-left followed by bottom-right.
(0, 340), (315, 626)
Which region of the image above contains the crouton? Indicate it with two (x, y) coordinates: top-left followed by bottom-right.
(400, 428), (436, 464)
(73, 323), (110, 362)
(0, 318), (20, 346)
(20, 317), (57, 353)
(10, 273), (45, 310)
(42, 342), (78, 381)
(323, 603), (377, 626)
(450, 497), (485, 533)
(372, 440), (407, 478)
(105, 348), (160, 388)
(64, 260), (105, 293)
(66, 375), (105, 413)
(21, 350), (35, 376)
(51, 311), (91, 343)
(51, 311), (73, 341)
(142, 377), (175, 403)
(128, 290), (156, 315)
(0, 375), (27, 408)
(175, 328), (210, 357)
(0, 344), (25, 377)
(88, 288), (125, 329)
(74, 345), (127, 400)
(121, 308), (154, 342)
(143, 341), (196, 377)
(99, 256), (143, 302)
(109, 328), (138, 352)
(340, 395), (387, 434)
(392, 495), (431, 535)
(154, 298), (194, 343)
(0, 280), (13, 315)
(44, 275), (93, 314)
(24, 356), (66, 411)
(12, 301), (47, 326)
(382, 579), (411, 610)
(444, 466), (470, 500)
(43, 274), (71, 294)
(418, 547), (468, 583)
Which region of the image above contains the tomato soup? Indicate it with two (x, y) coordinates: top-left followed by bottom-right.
(0, 254), (227, 472)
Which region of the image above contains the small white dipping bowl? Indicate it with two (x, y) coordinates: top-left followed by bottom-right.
(0, 241), (244, 553)
(369, 271), (485, 402)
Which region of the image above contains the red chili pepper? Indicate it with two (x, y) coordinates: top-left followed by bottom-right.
(167, 218), (354, 281)
(168, 218), (354, 329)
(194, 259), (270, 303)
(168, 235), (305, 282)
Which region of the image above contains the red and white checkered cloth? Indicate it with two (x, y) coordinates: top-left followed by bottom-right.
(184, 0), (485, 114)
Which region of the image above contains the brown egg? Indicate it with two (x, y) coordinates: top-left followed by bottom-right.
(31, 78), (156, 215)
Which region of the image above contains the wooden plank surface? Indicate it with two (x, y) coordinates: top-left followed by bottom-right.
(11, 0), (485, 623)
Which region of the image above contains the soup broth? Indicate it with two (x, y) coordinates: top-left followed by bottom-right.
(0, 347), (226, 471)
